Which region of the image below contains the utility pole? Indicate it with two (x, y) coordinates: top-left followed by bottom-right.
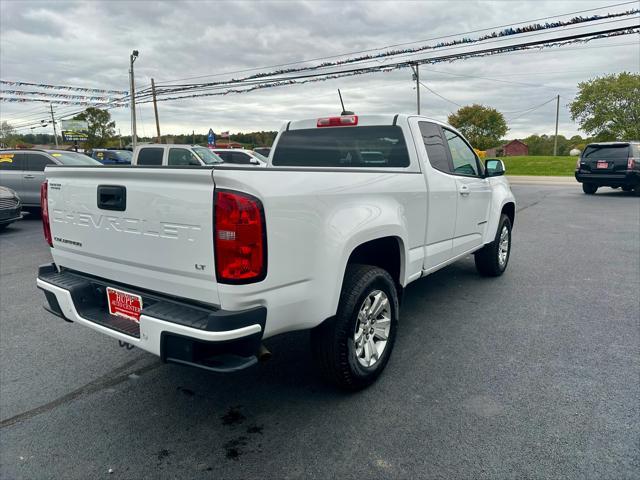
(151, 78), (161, 143)
(192, 130), (195, 145)
(118, 128), (122, 148)
(553, 94), (560, 156)
(49, 103), (59, 147)
(412, 63), (421, 115)
(129, 50), (139, 149)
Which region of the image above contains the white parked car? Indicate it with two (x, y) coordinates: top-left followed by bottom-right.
(131, 144), (223, 166)
(211, 148), (266, 166)
(37, 114), (515, 390)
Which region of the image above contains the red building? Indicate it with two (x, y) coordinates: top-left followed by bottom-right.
(486, 139), (529, 157)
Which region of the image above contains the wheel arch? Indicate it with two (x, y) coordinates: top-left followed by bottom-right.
(502, 201), (515, 227)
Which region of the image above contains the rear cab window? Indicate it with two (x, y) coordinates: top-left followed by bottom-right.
(137, 148), (164, 165)
(272, 126), (410, 168)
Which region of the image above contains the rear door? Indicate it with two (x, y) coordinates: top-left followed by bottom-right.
(442, 128), (492, 256)
(582, 144), (630, 173)
(24, 153), (54, 205)
(0, 152), (25, 201)
(412, 120), (457, 271)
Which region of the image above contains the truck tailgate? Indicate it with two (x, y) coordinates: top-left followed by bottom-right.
(46, 167), (220, 306)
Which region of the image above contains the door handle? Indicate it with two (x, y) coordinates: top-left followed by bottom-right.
(459, 184), (470, 195)
(23, 175), (35, 179)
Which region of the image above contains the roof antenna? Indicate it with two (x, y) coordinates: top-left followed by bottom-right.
(338, 89), (354, 115)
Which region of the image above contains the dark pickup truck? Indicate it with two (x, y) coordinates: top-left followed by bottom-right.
(575, 141), (640, 195)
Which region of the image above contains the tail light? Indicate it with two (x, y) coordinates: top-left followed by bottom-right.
(628, 157), (637, 170)
(576, 158), (581, 169)
(40, 181), (53, 247)
(214, 190), (266, 283)
(317, 115), (358, 127)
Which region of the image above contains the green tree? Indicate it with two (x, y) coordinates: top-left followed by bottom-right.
(0, 121), (16, 146)
(570, 72), (640, 141)
(72, 107), (116, 149)
(447, 104), (508, 150)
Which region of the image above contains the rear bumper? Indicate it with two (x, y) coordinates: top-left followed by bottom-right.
(36, 264), (266, 373)
(575, 170), (640, 186)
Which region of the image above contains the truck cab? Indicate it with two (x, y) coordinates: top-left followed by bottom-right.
(131, 144), (223, 166)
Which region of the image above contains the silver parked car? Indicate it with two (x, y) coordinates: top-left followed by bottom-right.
(0, 186), (23, 231)
(0, 149), (100, 207)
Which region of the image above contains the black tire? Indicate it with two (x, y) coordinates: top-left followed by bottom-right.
(474, 214), (512, 277)
(311, 264), (399, 391)
(0, 224), (7, 232)
(582, 183), (598, 194)
(634, 185), (640, 197)
(621, 186), (632, 192)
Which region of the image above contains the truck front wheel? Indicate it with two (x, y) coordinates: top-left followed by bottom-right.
(474, 214), (512, 277)
(311, 264), (399, 390)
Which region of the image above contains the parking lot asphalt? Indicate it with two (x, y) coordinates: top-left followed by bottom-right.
(1, 183), (638, 480)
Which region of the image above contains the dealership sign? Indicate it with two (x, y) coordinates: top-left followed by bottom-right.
(60, 120), (89, 142)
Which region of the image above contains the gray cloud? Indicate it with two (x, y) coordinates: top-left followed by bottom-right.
(1, 0), (638, 140)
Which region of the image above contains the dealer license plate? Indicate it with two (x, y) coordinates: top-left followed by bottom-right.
(596, 161), (608, 169)
(106, 287), (142, 322)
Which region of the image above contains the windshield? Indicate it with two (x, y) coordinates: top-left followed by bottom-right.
(193, 147), (223, 164)
(49, 151), (102, 165)
(251, 151), (268, 162)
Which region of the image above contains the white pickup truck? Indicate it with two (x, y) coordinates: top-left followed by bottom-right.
(37, 114), (515, 390)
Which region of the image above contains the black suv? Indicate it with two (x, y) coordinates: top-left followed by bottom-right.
(575, 141), (640, 195)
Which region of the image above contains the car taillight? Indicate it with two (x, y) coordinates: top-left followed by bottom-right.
(214, 190), (266, 283)
(317, 115), (358, 127)
(628, 157), (637, 170)
(40, 181), (53, 247)
(576, 158), (581, 169)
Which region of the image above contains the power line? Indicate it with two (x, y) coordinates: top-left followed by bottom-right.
(0, 80), (127, 95)
(506, 97), (558, 120)
(154, 1), (639, 85)
(139, 25), (638, 103)
(154, 14), (638, 93)
(418, 81), (462, 107)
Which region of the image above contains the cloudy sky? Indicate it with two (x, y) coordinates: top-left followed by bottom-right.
(0, 0), (638, 140)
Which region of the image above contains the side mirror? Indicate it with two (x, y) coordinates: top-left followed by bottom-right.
(485, 158), (505, 177)
(250, 159), (260, 165)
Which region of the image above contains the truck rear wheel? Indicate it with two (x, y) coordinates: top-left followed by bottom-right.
(311, 264), (398, 390)
(582, 183), (598, 194)
(474, 214), (512, 277)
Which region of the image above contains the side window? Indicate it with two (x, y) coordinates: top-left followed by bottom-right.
(168, 148), (200, 166)
(216, 151), (232, 162)
(419, 122), (451, 173)
(137, 148), (164, 166)
(27, 154), (54, 171)
(0, 153), (17, 170)
(443, 129), (479, 176)
(231, 152), (251, 164)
